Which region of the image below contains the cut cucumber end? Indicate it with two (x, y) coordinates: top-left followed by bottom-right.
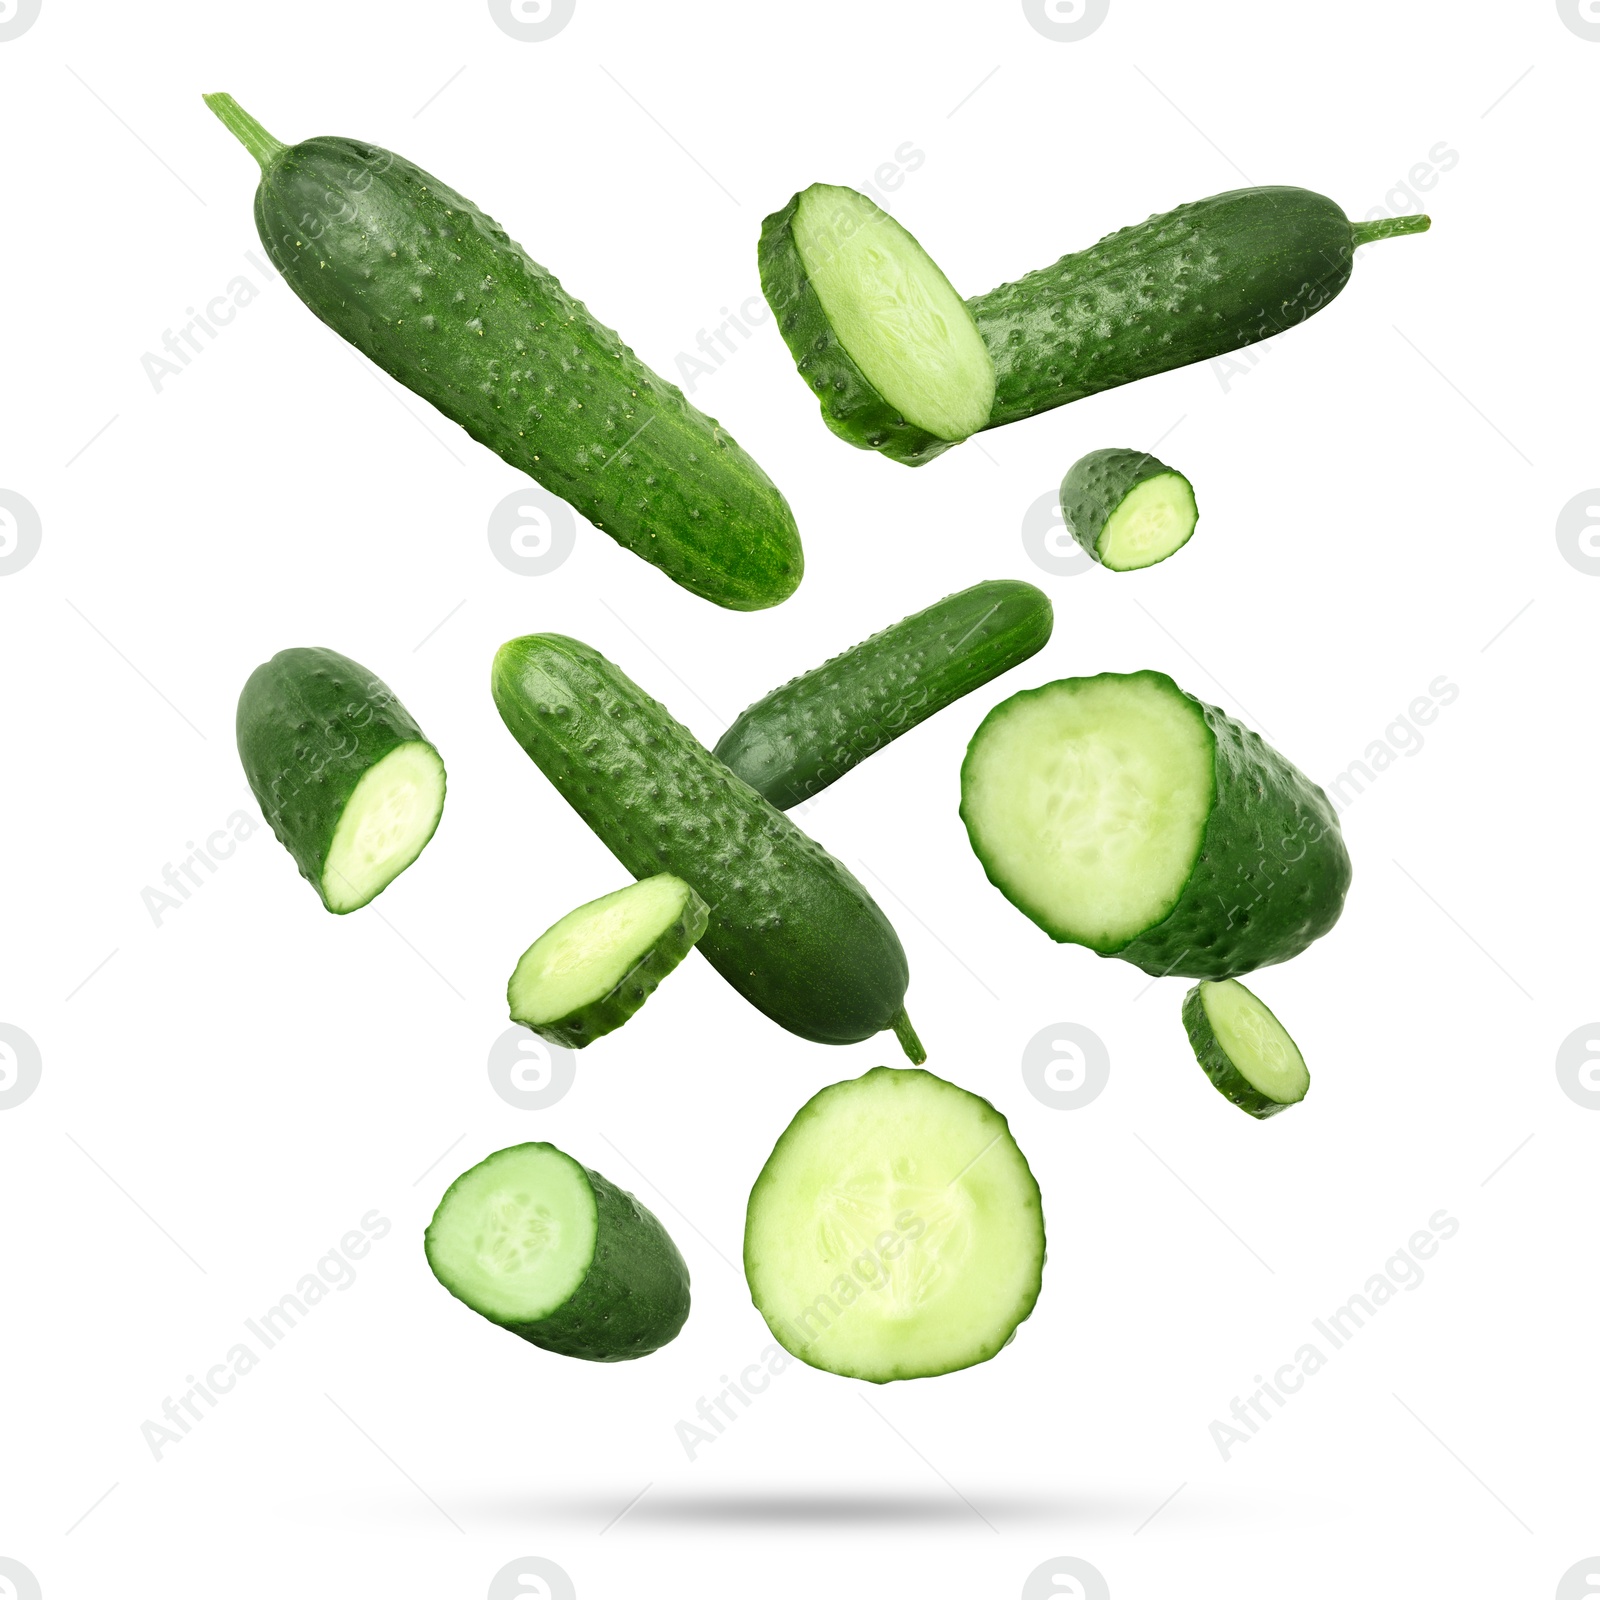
(425, 1144), (598, 1325)
(320, 740), (446, 913)
(202, 93), (289, 169)
(508, 874), (709, 1047)
(1185, 979), (1309, 1118)
(1098, 472), (1199, 570)
(792, 184), (995, 443)
(961, 672), (1214, 950)
(744, 1067), (1044, 1382)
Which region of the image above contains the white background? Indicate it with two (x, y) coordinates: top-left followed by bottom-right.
(1, 2), (1595, 1596)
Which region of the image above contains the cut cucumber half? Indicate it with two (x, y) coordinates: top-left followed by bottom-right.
(1183, 979), (1308, 1118)
(760, 184), (995, 465)
(508, 874), (709, 1048)
(425, 1142), (691, 1362)
(1060, 448), (1198, 571)
(960, 671), (1350, 979)
(744, 1066), (1044, 1383)
(237, 647), (446, 914)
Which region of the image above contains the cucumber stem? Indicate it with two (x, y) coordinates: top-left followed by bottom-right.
(203, 93), (287, 170)
(891, 1008), (927, 1065)
(1351, 213), (1431, 245)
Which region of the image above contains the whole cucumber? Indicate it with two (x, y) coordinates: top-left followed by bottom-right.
(492, 634), (924, 1059)
(205, 94), (802, 611)
(715, 580), (1053, 808)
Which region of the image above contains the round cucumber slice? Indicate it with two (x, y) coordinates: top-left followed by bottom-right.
(507, 874), (710, 1048)
(1060, 448), (1199, 572)
(426, 1142), (691, 1362)
(1182, 978), (1309, 1118)
(760, 184), (995, 464)
(322, 741), (447, 912)
(744, 1066), (1044, 1383)
(960, 670), (1350, 979)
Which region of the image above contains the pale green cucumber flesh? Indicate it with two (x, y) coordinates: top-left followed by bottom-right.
(321, 741), (446, 912)
(1099, 473), (1198, 569)
(507, 874), (709, 1048)
(1185, 979), (1309, 1118)
(744, 1066), (1044, 1383)
(961, 674), (1214, 950)
(792, 185), (994, 443)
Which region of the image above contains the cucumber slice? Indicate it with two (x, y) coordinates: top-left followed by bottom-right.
(237, 647), (446, 913)
(760, 184), (995, 465)
(1060, 448), (1198, 571)
(426, 1142), (690, 1362)
(507, 874), (709, 1048)
(744, 1066), (1044, 1383)
(1182, 979), (1309, 1118)
(960, 670), (1350, 979)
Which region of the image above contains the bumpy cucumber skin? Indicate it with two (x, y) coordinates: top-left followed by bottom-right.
(247, 136), (801, 610)
(1059, 448), (1196, 566)
(744, 1066), (1045, 1383)
(427, 1147), (691, 1361)
(492, 634), (914, 1049)
(759, 191), (958, 467)
(236, 647), (442, 912)
(961, 670), (1351, 979)
(1181, 983), (1305, 1119)
(970, 189), (1361, 429)
(510, 883), (710, 1049)
(714, 580), (1053, 809)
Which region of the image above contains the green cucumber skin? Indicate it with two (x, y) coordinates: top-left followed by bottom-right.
(962, 670), (1350, 979)
(513, 887), (710, 1049)
(714, 580), (1053, 809)
(236, 647), (441, 911)
(242, 130), (801, 610)
(759, 191), (956, 468)
(970, 188), (1363, 430)
(1181, 984), (1301, 1119)
(1059, 448), (1193, 564)
(492, 634), (914, 1048)
(428, 1149), (691, 1361)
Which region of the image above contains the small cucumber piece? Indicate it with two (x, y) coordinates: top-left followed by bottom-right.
(237, 647), (445, 913)
(492, 633), (925, 1060)
(760, 184), (995, 466)
(1183, 979), (1309, 1118)
(1060, 448), (1198, 571)
(714, 579), (1052, 809)
(970, 188), (1431, 430)
(205, 94), (802, 612)
(426, 1143), (690, 1361)
(960, 670), (1350, 979)
(744, 1066), (1044, 1383)
(508, 874), (709, 1048)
